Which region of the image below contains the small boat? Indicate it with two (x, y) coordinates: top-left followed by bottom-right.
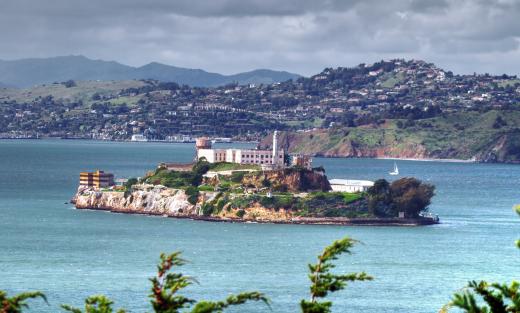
(389, 162), (399, 176)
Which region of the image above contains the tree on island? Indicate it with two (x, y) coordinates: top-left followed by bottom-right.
(367, 177), (435, 218)
(390, 177), (435, 217)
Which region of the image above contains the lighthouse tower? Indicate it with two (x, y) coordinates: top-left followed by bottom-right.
(272, 130), (279, 168)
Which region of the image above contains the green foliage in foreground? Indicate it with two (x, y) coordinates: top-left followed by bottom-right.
(1, 237), (367, 313)
(0, 290), (46, 313)
(61, 295), (125, 313)
(301, 238), (372, 313)
(149, 252), (269, 313)
(441, 206), (520, 313)
(8, 205), (520, 313)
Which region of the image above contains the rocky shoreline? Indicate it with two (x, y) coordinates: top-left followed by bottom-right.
(71, 185), (439, 226)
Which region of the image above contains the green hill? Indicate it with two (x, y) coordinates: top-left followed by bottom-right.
(262, 111), (520, 163)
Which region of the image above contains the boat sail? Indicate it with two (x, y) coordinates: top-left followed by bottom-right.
(389, 162), (399, 176)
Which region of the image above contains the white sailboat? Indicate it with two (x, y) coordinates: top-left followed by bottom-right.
(389, 162), (399, 176)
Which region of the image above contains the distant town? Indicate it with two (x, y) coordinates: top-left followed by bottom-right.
(1, 59), (519, 141)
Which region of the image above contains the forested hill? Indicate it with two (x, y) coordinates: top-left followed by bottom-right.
(0, 56), (300, 88)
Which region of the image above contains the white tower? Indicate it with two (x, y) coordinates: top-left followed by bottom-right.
(272, 130), (279, 167)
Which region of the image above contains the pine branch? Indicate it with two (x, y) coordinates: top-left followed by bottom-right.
(61, 295), (126, 313)
(190, 291), (270, 313)
(302, 237), (372, 313)
(0, 290), (47, 313)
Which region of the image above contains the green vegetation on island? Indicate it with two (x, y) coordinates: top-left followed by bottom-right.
(133, 159), (435, 220)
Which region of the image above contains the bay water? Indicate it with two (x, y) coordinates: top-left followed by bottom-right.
(1, 139), (519, 312)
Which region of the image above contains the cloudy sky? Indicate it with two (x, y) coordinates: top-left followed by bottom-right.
(1, 0), (519, 76)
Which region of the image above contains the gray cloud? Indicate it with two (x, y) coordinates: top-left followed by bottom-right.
(0, 0), (520, 76)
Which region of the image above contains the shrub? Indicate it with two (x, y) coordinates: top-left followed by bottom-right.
(201, 202), (215, 216)
(185, 186), (199, 205)
(197, 185), (214, 192)
(229, 171), (246, 183)
(236, 209), (246, 218)
(217, 182), (231, 192)
(124, 178), (138, 190)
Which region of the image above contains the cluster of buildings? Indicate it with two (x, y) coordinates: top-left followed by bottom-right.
(196, 131), (285, 169)
(5, 59), (520, 141)
(80, 132), (373, 193)
(195, 131), (313, 170)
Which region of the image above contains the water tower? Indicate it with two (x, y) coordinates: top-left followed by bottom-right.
(195, 137), (212, 161)
(196, 137), (212, 150)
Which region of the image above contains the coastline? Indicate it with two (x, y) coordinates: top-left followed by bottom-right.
(3, 137), (517, 164)
(73, 205), (439, 226)
(375, 156), (476, 163)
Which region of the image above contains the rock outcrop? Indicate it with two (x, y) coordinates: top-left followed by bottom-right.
(72, 184), (218, 216)
(258, 113), (520, 164)
(71, 184), (438, 226)
(241, 168), (331, 192)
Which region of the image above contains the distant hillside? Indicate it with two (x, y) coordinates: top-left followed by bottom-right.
(3, 58), (520, 164)
(0, 56), (300, 88)
(260, 110), (520, 163)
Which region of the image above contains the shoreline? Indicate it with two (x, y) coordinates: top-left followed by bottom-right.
(3, 137), (513, 164)
(374, 156), (476, 163)
(74, 205), (439, 227)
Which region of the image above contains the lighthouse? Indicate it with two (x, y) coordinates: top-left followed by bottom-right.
(272, 130), (279, 168)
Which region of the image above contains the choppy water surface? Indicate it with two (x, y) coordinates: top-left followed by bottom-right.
(1, 140), (519, 312)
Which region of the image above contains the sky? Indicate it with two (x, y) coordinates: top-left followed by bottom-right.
(1, 0), (520, 76)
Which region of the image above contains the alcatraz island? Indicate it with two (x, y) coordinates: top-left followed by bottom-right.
(71, 132), (439, 226)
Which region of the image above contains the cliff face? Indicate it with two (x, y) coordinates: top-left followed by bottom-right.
(260, 129), (432, 159)
(72, 185), (438, 225)
(259, 112), (520, 163)
(217, 204), (294, 221)
(72, 184), (296, 221)
(73, 184), (216, 216)
(241, 168), (331, 192)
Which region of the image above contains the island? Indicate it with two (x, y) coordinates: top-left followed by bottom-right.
(71, 136), (438, 226)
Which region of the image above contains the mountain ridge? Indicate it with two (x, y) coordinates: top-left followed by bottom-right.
(0, 55), (301, 88)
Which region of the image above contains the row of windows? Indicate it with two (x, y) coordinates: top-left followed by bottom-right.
(242, 154), (283, 159)
(243, 160), (272, 164)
